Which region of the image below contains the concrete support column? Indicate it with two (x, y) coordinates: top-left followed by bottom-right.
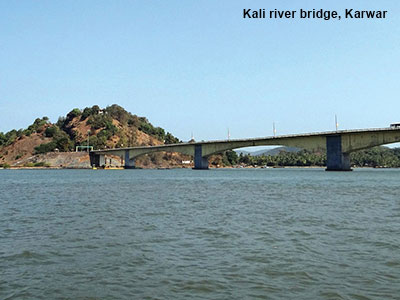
(326, 136), (352, 171)
(99, 154), (105, 168)
(124, 150), (135, 169)
(89, 153), (105, 168)
(193, 145), (209, 169)
(89, 152), (96, 167)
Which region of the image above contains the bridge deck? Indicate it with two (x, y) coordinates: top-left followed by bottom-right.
(92, 127), (399, 154)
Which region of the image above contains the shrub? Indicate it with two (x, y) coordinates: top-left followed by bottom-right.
(54, 135), (72, 152)
(24, 117), (49, 135)
(66, 108), (81, 123)
(34, 142), (57, 154)
(87, 115), (114, 130)
(38, 130), (73, 153)
(25, 162), (50, 167)
(81, 107), (93, 120)
(4, 130), (18, 146)
(33, 162), (50, 167)
(105, 104), (129, 124)
(165, 132), (179, 144)
(56, 116), (66, 128)
(0, 132), (6, 146)
(44, 126), (58, 137)
(127, 116), (140, 127)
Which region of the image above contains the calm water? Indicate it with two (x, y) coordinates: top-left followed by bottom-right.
(1, 168), (400, 299)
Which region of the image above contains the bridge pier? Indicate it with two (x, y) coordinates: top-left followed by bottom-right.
(326, 136), (352, 171)
(193, 145), (209, 169)
(89, 153), (105, 168)
(124, 150), (136, 169)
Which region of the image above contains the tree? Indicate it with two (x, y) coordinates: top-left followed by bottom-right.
(223, 150), (238, 165)
(81, 107), (93, 120)
(106, 104), (129, 124)
(66, 108), (81, 122)
(0, 132), (6, 146)
(165, 132), (179, 144)
(44, 126), (58, 137)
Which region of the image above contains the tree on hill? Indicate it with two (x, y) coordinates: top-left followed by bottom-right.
(165, 132), (180, 144)
(0, 117), (50, 148)
(34, 129), (73, 154)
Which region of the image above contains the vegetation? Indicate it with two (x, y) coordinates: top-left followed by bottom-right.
(233, 147), (400, 168)
(81, 105), (100, 120)
(23, 117), (49, 136)
(44, 126), (58, 137)
(164, 132), (180, 144)
(34, 162), (50, 167)
(24, 162), (50, 167)
(34, 128), (72, 154)
(0, 104), (181, 158)
(236, 150), (326, 167)
(79, 104), (180, 148)
(350, 147), (400, 168)
(0, 117), (50, 147)
(222, 150), (239, 166)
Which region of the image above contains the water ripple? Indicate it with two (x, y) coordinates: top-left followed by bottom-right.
(1, 169), (400, 299)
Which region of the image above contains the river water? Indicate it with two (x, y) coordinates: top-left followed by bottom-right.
(1, 168), (399, 299)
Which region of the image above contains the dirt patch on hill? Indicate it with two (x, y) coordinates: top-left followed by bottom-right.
(0, 133), (51, 165)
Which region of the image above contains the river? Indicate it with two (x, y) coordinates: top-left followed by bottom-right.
(1, 168), (399, 299)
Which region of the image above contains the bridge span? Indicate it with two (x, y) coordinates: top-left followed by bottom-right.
(90, 127), (400, 171)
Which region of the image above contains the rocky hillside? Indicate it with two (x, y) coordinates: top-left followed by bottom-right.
(0, 105), (191, 168)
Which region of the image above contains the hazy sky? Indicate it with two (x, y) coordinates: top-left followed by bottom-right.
(1, 1), (399, 142)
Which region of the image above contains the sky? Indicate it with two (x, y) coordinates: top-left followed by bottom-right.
(1, 0), (399, 142)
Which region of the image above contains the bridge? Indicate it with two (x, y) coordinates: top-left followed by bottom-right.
(90, 127), (400, 171)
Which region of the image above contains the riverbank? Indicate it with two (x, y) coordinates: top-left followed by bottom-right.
(1, 165), (397, 170)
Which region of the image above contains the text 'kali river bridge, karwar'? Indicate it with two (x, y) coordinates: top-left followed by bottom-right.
(90, 126), (400, 171)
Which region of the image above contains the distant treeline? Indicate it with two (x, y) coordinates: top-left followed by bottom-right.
(222, 147), (400, 168)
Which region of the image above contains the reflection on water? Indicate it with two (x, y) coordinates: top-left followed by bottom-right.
(1, 169), (400, 299)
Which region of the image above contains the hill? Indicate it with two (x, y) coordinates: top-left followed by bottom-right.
(252, 146), (300, 156)
(0, 105), (190, 168)
(235, 146), (300, 157)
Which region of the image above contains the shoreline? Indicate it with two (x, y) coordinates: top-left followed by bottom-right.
(1, 166), (398, 170)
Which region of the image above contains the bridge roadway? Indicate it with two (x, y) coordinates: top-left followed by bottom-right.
(90, 127), (400, 171)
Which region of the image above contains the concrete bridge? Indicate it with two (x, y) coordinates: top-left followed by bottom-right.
(90, 127), (400, 171)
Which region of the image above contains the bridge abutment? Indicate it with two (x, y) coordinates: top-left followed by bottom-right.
(193, 145), (209, 169)
(90, 153), (105, 168)
(124, 150), (136, 169)
(326, 136), (352, 171)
